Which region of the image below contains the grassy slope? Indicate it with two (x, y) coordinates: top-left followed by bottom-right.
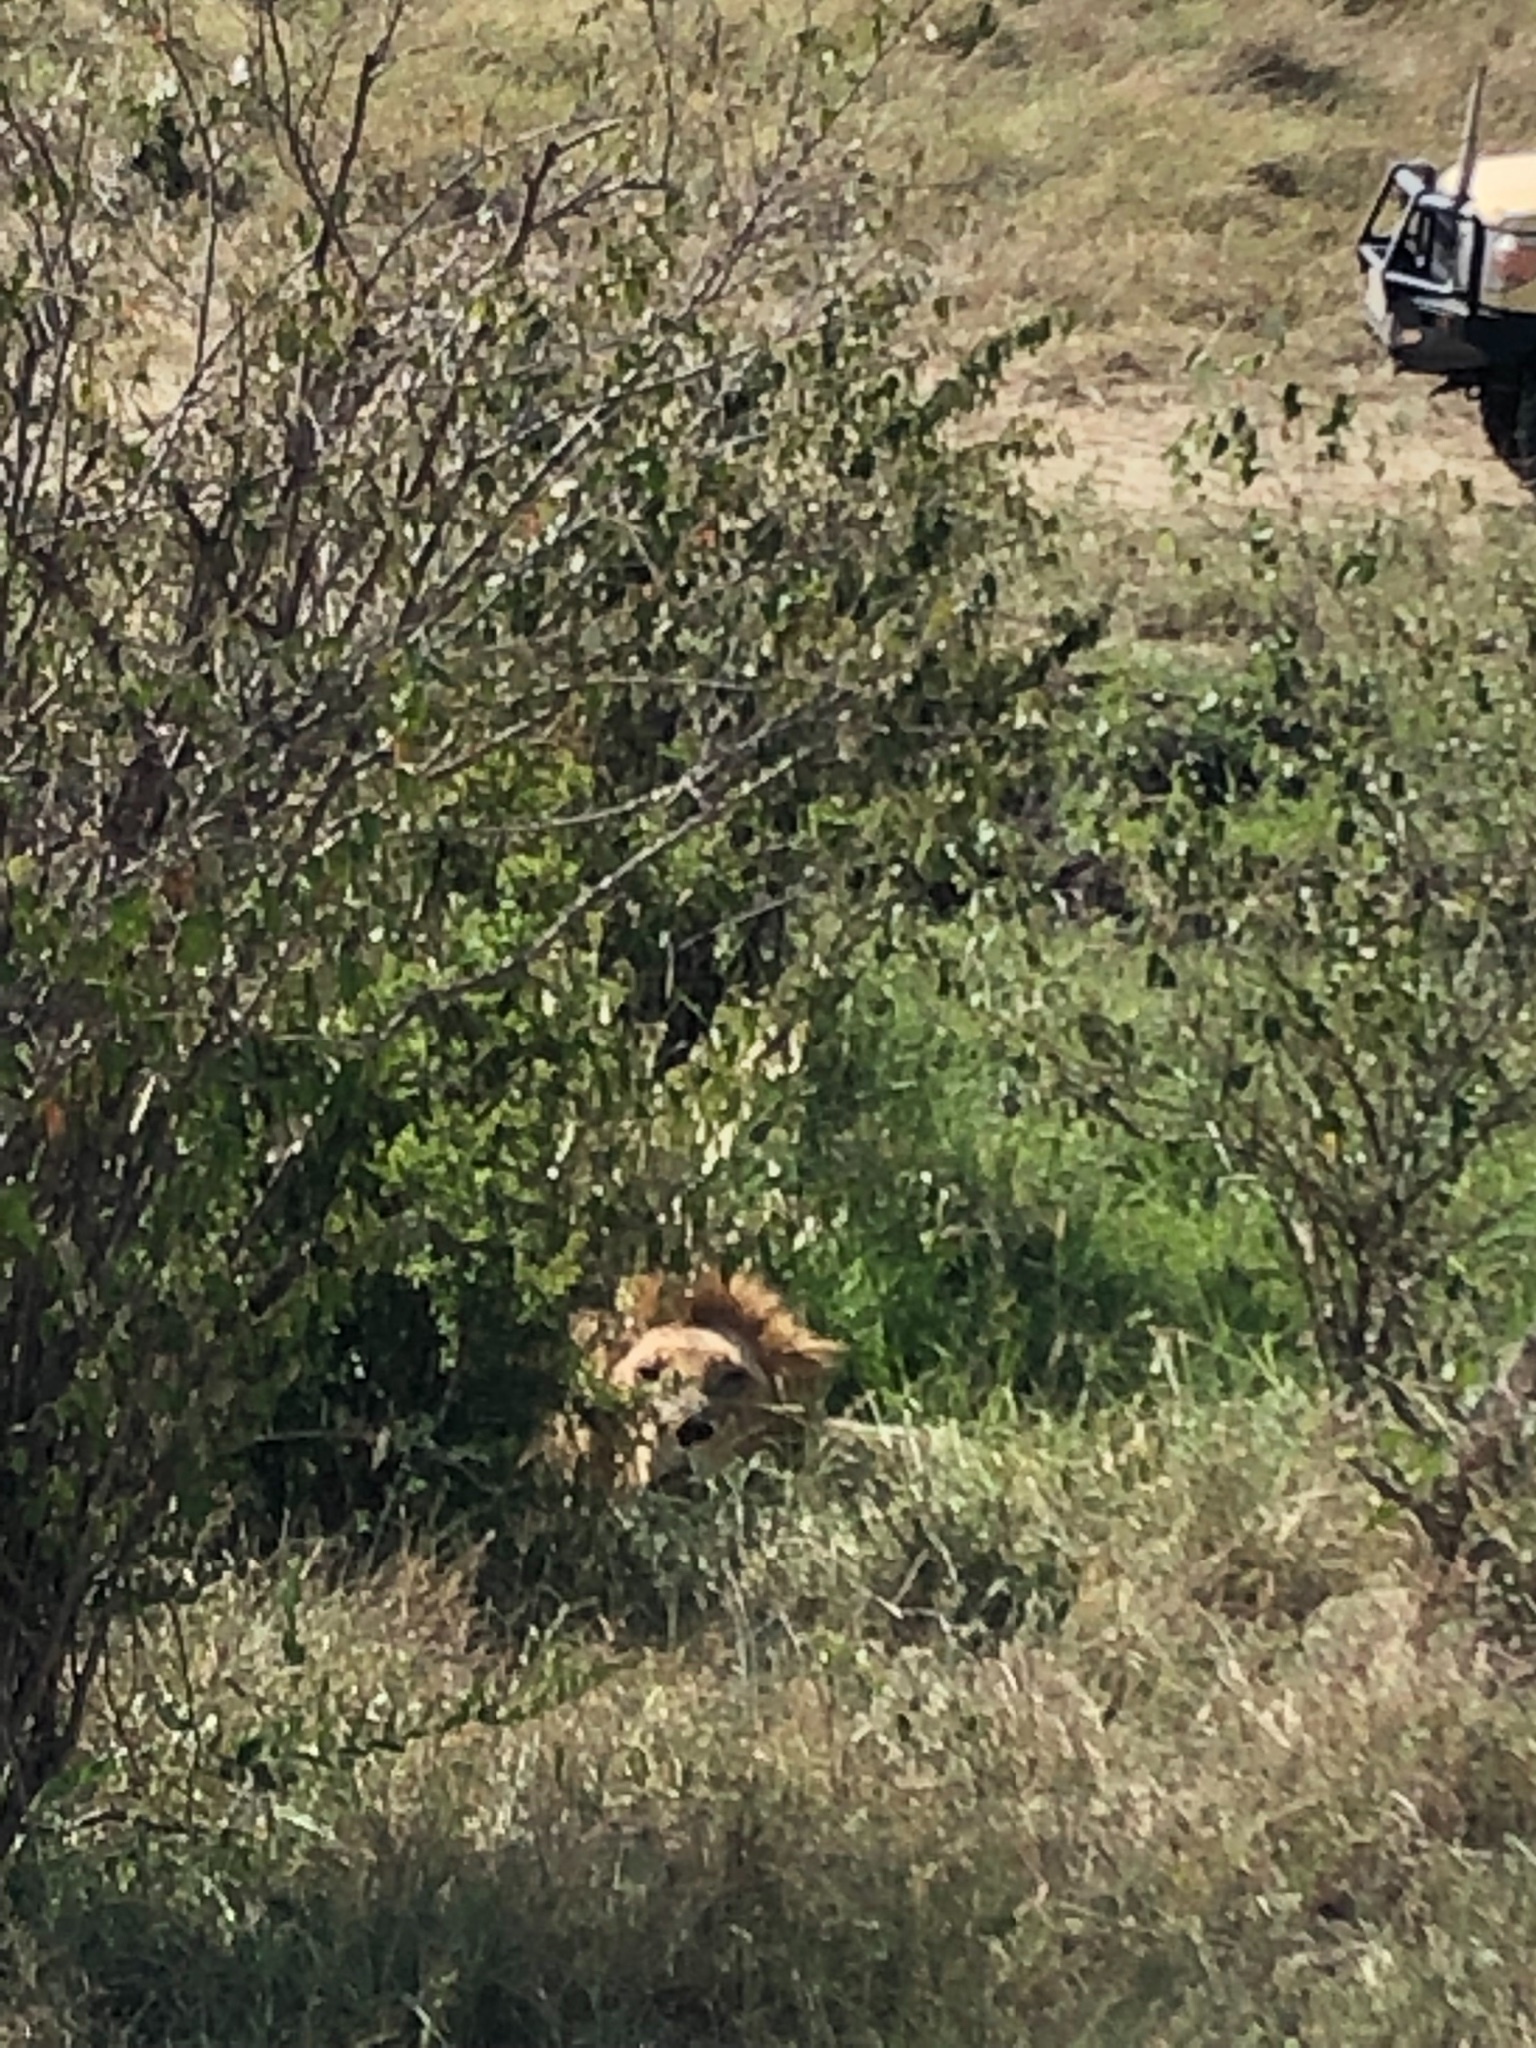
(260, 0), (1536, 486)
(632, 0), (1524, 519)
(98, 0), (1536, 503)
(245, 0), (1536, 370)
(882, 0), (1536, 506)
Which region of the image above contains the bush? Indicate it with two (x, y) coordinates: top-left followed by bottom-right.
(0, 0), (1052, 1852)
(1004, 477), (1536, 1557)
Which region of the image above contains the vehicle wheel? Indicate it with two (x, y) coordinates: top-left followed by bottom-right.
(1479, 370), (1536, 488)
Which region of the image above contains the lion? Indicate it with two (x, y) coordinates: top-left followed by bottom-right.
(543, 1268), (844, 1491)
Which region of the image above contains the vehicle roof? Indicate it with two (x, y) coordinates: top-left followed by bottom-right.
(1442, 151), (1536, 224)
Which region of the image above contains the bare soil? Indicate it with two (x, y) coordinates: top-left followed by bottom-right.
(1020, 368), (1532, 518)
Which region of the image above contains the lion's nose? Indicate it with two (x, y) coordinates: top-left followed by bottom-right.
(676, 1415), (716, 1448)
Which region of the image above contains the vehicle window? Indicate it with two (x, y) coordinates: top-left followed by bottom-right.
(1395, 202), (1458, 286)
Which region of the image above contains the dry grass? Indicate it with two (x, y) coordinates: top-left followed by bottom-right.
(305, 0), (1536, 504)
(72, 0), (1536, 367)
(40, 0), (1536, 509)
(8, 1389), (1536, 2045)
(176, 0), (1536, 375)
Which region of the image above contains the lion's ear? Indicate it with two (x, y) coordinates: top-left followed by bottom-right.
(773, 1332), (844, 1390)
(700, 1270), (844, 1382)
(718, 1270), (782, 1327)
(684, 1266), (742, 1328)
(681, 1267), (787, 1343)
(619, 1270), (686, 1331)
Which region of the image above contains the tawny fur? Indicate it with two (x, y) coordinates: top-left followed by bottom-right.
(537, 1268), (843, 1491)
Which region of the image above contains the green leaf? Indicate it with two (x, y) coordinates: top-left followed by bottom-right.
(0, 1183), (40, 1253)
(176, 910), (222, 971)
(110, 890), (153, 947)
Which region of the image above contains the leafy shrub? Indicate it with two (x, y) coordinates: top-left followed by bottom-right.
(0, 0), (1053, 1850)
(1000, 474), (1536, 1558)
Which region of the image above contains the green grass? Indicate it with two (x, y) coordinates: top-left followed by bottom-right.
(633, 932), (1306, 1409)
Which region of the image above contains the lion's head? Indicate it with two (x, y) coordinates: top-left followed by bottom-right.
(564, 1268), (843, 1488)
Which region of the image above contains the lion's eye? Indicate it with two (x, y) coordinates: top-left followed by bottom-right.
(712, 1365), (753, 1395)
(636, 1360), (665, 1384)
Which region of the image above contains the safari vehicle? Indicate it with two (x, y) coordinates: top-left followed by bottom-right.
(1358, 70), (1536, 486)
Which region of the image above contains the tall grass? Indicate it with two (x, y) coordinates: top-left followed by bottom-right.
(7, 1390), (1536, 2047)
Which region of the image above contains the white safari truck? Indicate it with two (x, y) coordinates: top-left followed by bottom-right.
(1358, 71), (1536, 485)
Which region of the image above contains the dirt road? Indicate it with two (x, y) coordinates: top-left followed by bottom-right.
(1017, 368), (1531, 519)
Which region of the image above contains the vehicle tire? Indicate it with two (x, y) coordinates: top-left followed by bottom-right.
(1478, 369), (1536, 488)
